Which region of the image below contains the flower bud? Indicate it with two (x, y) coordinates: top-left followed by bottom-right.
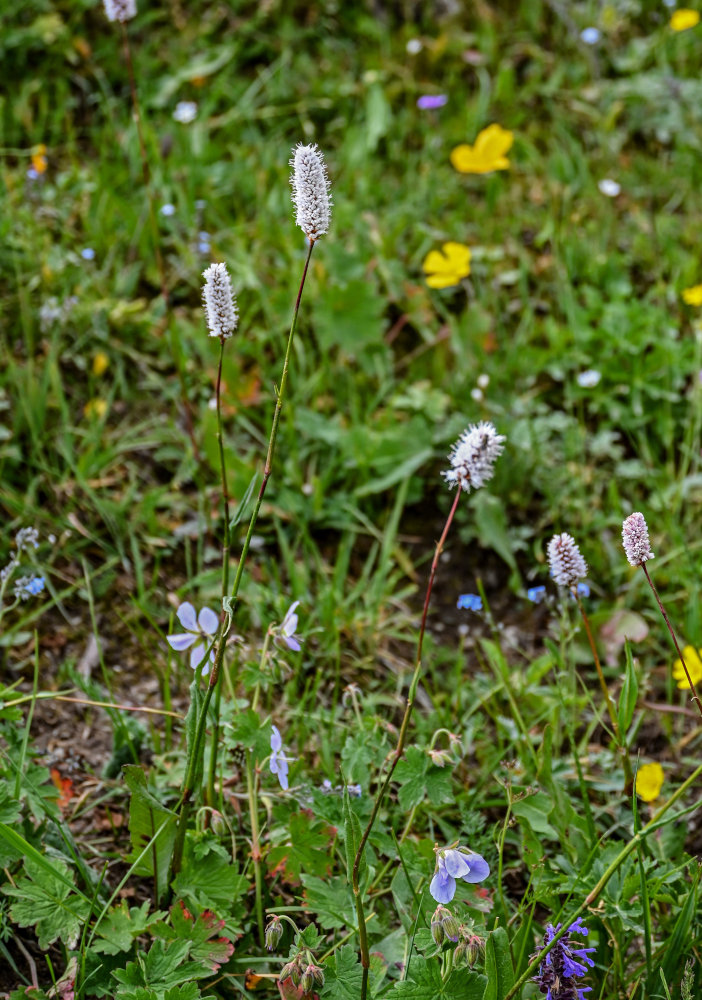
(428, 748), (451, 767)
(441, 910), (460, 943)
(300, 966), (315, 994)
(210, 810), (227, 836)
(310, 965), (325, 987)
(264, 916), (283, 951)
(466, 933), (484, 967)
(431, 916), (445, 946)
(280, 960), (299, 984)
(454, 941), (468, 966)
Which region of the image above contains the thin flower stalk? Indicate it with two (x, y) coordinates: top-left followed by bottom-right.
(170, 239), (316, 878)
(246, 750), (265, 945)
(575, 592), (634, 791)
(206, 335), (233, 808)
(353, 487), (462, 1000)
(641, 563), (702, 721)
(504, 758), (702, 1000)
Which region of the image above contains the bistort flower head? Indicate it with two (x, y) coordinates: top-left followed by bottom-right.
(443, 421), (505, 493)
(202, 263), (238, 339)
(290, 143), (332, 241)
(621, 512), (654, 567)
(548, 533), (588, 589)
(166, 602), (218, 674)
(532, 917), (595, 999)
(103, 0), (137, 22)
(429, 845), (490, 904)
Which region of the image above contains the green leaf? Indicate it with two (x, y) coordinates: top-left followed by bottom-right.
(3, 856), (90, 949)
(267, 812), (335, 881)
(618, 641), (639, 734)
(93, 900), (165, 956)
(123, 765), (177, 903)
(511, 792), (559, 840)
(394, 747), (452, 811)
(321, 945), (364, 1000)
(152, 901), (234, 971)
(172, 847), (247, 913)
(113, 939), (212, 998)
(483, 927), (515, 1000)
(301, 873), (359, 931)
(393, 957), (487, 1000)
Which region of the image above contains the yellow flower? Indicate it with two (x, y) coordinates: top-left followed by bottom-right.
(670, 8), (700, 31)
(93, 351), (109, 377)
(422, 242), (472, 289)
(84, 398), (108, 419)
(682, 284), (702, 306)
(31, 143), (48, 175)
(672, 645), (702, 689)
(450, 124), (514, 175)
(636, 762), (664, 803)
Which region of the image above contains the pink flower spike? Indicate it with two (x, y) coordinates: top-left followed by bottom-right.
(622, 512), (654, 567)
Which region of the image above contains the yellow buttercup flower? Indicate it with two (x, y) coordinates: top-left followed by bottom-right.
(93, 351), (109, 377)
(636, 762), (664, 803)
(450, 124), (514, 175)
(670, 8), (700, 31)
(682, 284), (702, 306)
(422, 242), (471, 289)
(84, 398), (108, 419)
(672, 645), (702, 689)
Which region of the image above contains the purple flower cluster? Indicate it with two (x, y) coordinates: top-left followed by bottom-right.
(533, 918), (595, 999)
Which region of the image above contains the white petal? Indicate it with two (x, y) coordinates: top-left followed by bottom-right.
(177, 602), (198, 631)
(166, 633), (196, 651)
(198, 606), (219, 635)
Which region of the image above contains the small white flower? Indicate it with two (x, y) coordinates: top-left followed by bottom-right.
(443, 421), (505, 493)
(173, 101), (198, 124)
(577, 369), (601, 388)
(622, 512), (654, 566)
(470, 388), (484, 402)
(202, 262), (238, 339)
(598, 178), (621, 198)
(547, 533), (588, 588)
(15, 528), (39, 552)
(166, 602), (219, 674)
(103, 0), (137, 23)
(477, 374), (490, 389)
(290, 143), (332, 241)
(160, 203), (176, 217)
(406, 38), (423, 54)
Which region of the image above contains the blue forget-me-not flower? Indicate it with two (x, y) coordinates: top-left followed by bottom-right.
(457, 594), (482, 612)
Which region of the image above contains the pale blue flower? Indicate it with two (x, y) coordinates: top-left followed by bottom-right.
(81, 248), (96, 261)
(274, 600), (303, 651)
(270, 725), (289, 790)
(173, 100), (197, 124)
(580, 27), (601, 44)
(430, 847), (490, 904)
(14, 575), (45, 601)
(160, 203), (176, 217)
(576, 369), (601, 388)
(166, 601), (218, 674)
(457, 593), (482, 612)
(527, 586), (546, 604)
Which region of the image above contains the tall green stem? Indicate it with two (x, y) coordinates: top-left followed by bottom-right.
(575, 594), (633, 792)
(503, 760), (702, 1000)
(207, 338), (231, 807)
(170, 240), (316, 878)
(642, 564), (702, 721)
(353, 488), (462, 1000)
(246, 751), (265, 944)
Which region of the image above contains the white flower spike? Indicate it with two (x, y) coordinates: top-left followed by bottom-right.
(290, 143), (332, 241)
(622, 512), (654, 567)
(202, 262), (238, 340)
(443, 421), (505, 493)
(547, 533), (588, 588)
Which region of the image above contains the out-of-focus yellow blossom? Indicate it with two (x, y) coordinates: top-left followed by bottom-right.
(682, 284), (702, 306)
(672, 645), (702, 689)
(636, 762), (664, 803)
(84, 398), (108, 419)
(422, 242), (471, 289)
(670, 9), (700, 31)
(93, 352), (109, 377)
(31, 144), (48, 174)
(450, 124), (513, 174)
